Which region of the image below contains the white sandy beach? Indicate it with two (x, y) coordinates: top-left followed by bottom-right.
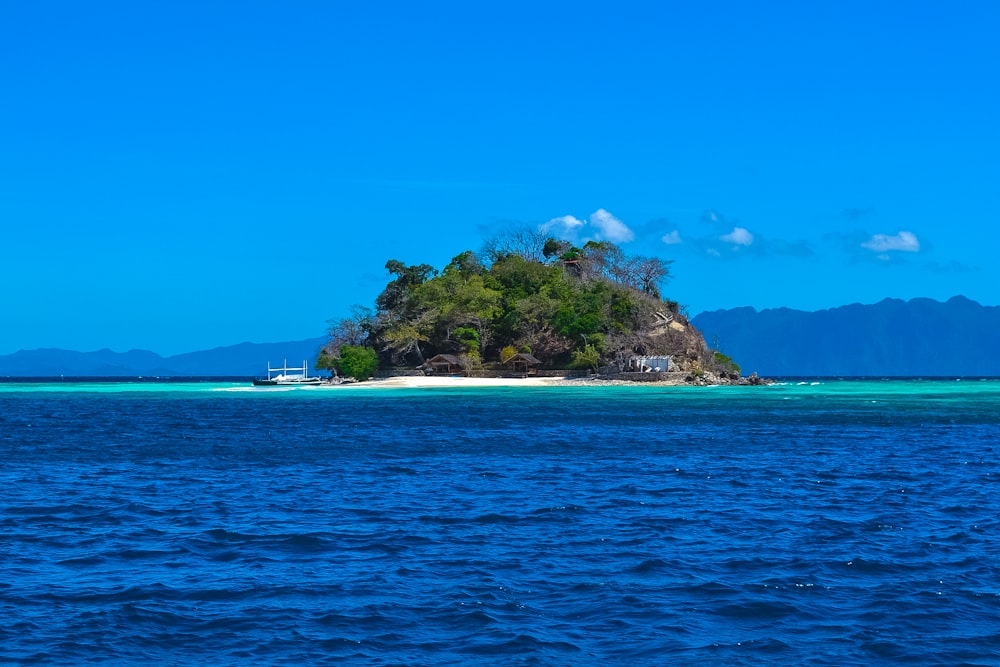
(338, 374), (691, 389)
(352, 375), (564, 388)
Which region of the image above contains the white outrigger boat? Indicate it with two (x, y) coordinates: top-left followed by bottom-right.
(252, 360), (324, 386)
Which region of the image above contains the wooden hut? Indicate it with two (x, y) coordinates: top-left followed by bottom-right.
(505, 352), (543, 375)
(424, 354), (464, 374)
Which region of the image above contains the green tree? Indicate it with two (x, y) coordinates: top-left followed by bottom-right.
(713, 351), (741, 374)
(336, 345), (379, 381)
(315, 349), (339, 376)
(383, 321), (431, 363)
(358, 234), (691, 372)
(443, 250), (483, 276)
(542, 237), (571, 259)
(376, 260), (437, 314)
(453, 326), (480, 354)
(570, 344), (601, 371)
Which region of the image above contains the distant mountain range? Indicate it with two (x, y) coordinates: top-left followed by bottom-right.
(692, 295), (1000, 377)
(0, 337), (328, 377)
(4, 296), (998, 377)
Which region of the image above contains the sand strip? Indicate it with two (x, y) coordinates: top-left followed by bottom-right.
(328, 375), (691, 389)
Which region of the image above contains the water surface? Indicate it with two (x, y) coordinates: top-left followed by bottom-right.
(2, 379), (998, 665)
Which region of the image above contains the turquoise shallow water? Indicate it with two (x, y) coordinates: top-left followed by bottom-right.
(4, 376), (998, 399)
(1, 379), (999, 665)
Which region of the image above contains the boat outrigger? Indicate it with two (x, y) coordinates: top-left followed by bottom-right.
(252, 360), (324, 386)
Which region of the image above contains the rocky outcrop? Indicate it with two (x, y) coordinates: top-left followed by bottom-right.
(603, 300), (768, 385)
(608, 369), (771, 386)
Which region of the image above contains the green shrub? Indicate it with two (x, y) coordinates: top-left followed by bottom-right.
(337, 345), (379, 381)
(713, 351), (741, 374)
(570, 344), (601, 371)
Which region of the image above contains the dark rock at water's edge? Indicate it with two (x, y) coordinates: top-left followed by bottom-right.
(692, 296), (1000, 377)
(0, 338), (328, 377)
(604, 370), (771, 386)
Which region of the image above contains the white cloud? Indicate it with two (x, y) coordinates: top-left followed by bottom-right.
(589, 208), (634, 243)
(861, 230), (920, 253)
(541, 208), (635, 244)
(720, 226), (754, 246)
(541, 215), (586, 238)
(661, 230), (682, 245)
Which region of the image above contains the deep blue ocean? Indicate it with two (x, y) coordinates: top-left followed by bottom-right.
(1, 379), (998, 666)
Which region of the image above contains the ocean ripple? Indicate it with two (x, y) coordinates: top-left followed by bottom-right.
(1, 380), (998, 665)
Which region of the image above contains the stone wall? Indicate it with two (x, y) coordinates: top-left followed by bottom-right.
(375, 368), (592, 379)
(373, 369), (424, 378)
(463, 369), (590, 379)
(534, 369), (590, 378)
(608, 371), (679, 383)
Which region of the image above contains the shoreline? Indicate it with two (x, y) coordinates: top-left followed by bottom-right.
(334, 372), (767, 389)
(352, 375), (626, 388)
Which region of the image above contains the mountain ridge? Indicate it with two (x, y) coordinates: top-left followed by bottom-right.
(0, 338), (328, 377)
(692, 295), (1000, 376)
(5, 296), (998, 377)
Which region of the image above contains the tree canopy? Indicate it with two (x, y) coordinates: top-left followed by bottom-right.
(330, 345), (378, 381)
(324, 236), (716, 373)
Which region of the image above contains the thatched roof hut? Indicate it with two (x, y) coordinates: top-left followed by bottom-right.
(424, 354), (464, 374)
(504, 352), (542, 375)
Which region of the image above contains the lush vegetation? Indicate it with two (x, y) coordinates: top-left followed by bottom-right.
(320, 230), (726, 374)
(713, 351), (741, 374)
(317, 344), (378, 381)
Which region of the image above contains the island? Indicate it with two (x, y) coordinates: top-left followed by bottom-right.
(318, 230), (768, 386)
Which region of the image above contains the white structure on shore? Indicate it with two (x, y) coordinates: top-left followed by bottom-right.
(624, 356), (675, 372)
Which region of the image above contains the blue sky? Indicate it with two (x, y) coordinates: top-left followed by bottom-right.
(2, 1), (997, 355)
